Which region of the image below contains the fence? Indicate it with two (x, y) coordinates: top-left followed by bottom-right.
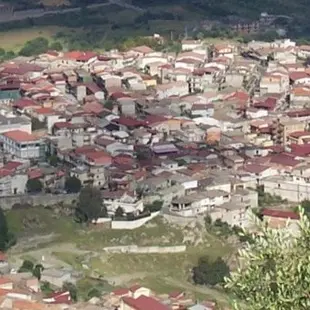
(103, 245), (186, 254)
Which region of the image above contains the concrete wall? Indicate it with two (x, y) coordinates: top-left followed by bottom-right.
(111, 212), (160, 229)
(263, 179), (310, 202)
(103, 245), (186, 254)
(0, 193), (78, 210)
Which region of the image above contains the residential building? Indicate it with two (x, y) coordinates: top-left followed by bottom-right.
(1, 130), (45, 160)
(0, 113), (31, 135)
(102, 190), (144, 216)
(170, 190), (230, 217)
(272, 118), (305, 145)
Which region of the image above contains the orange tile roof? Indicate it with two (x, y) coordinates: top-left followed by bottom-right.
(0, 277), (12, 285)
(13, 300), (46, 310)
(2, 130), (39, 143)
(292, 87), (310, 96)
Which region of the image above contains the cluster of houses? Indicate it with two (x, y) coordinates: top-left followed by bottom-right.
(0, 253), (217, 310)
(2, 37), (310, 228)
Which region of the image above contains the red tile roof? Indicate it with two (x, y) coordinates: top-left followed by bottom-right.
(253, 97), (277, 110)
(290, 144), (310, 156)
(45, 291), (71, 304)
(289, 131), (310, 138)
(0, 169), (13, 178)
(4, 161), (23, 171)
(145, 115), (167, 125)
(270, 153), (300, 167)
(28, 168), (43, 180)
(116, 116), (145, 127)
(129, 285), (142, 293)
(2, 130), (39, 143)
(122, 295), (169, 310)
(83, 101), (104, 115)
(289, 71), (309, 81)
(287, 109), (310, 118)
(0, 277), (12, 285)
(110, 91), (131, 100)
(131, 45), (154, 54)
(12, 300), (45, 310)
(13, 98), (38, 109)
(54, 121), (71, 129)
(225, 91), (249, 102)
(74, 145), (96, 154)
(84, 151), (112, 165)
(85, 82), (102, 94)
(111, 288), (130, 296)
(242, 164), (269, 174)
(169, 291), (184, 299)
(262, 208), (300, 220)
(0, 83), (20, 90)
(64, 51), (97, 62)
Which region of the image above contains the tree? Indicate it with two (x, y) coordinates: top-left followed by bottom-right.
(41, 281), (53, 295)
(32, 264), (44, 280)
(65, 176), (82, 193)
(225, 207), (310, 310)
(48, 155), (58, 167)
(144, 200), (163, 213)
(0, 208), (9, 251)
(26, 179), (43, 193)
(301, 199), (310, 216)
(49, 41), (63, 51)
(115, 206), (124, 218)
(75, 186), (107, 223)
(18, 260), (34, 273)
(87, 287), (101, 299)
(192, 256), (229, 286)
(19, 37), (49, 56)
(63, 282), (77, 302)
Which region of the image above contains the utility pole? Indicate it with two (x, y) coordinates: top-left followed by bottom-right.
(184, 25), (188, 40)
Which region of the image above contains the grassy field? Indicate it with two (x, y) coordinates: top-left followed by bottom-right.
(0, 26), (66, 52)
(6, 207), (234, 306)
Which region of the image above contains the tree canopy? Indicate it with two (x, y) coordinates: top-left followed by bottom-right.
(19, 37), (49, 56)
(75, 186), (107, 223)
(63, 282), (78, 302)
(26, 179), (43, 193)
(65, 176), (82, 193)
(144, 200), (163, 213)
(49, 41), (63, 51)
(225, 207), (310, 310)
(192, 256), (230, 286)
(0, 208), (9, 251)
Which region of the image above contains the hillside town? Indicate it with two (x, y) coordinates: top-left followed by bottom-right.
(1, 36), (310, 308)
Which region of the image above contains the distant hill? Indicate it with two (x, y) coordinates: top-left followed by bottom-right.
(131, 0), (310, 21)
(2, 0), (102, 9)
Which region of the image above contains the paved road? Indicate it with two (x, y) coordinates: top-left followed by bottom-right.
(0, 0), (144, 23)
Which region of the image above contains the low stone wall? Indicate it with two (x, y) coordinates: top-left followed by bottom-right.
(103, 245), (186, 254)
(0, 193), (78, 210)
(111, 212), (159, 229)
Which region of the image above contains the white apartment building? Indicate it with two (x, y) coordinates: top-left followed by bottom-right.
(170, 190), (230, 217)
(1, 130), (44, 159)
